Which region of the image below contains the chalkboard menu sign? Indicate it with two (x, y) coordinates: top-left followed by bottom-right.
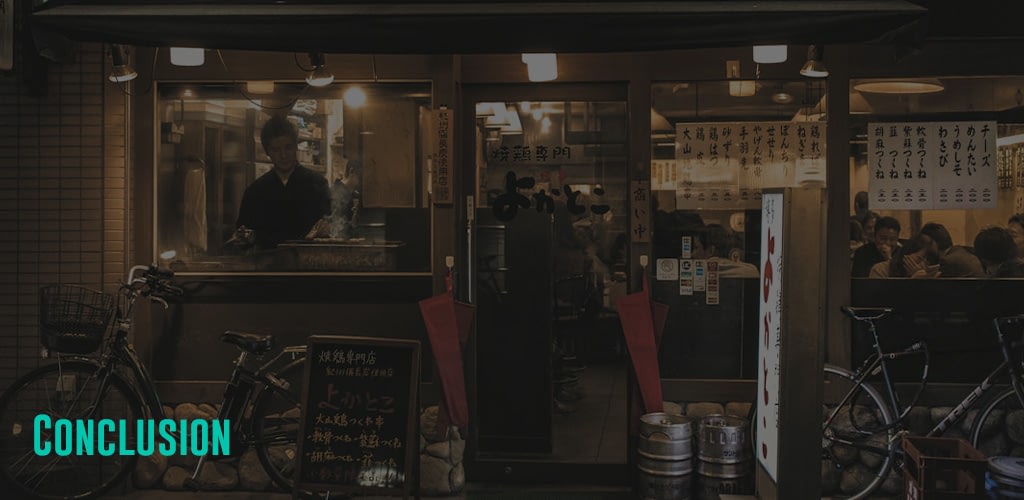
(295, 335), (421, 498)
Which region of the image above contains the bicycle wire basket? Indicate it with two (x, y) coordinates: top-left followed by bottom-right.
(39, 284), (116, 354)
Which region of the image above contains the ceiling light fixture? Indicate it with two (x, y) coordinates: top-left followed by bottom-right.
(771, 91), (793, 104)
(245, 80), (275, 95)
(305, 52), (334, 87)
(799, 45), (829, 78)
(521, 53), (558, 82)
(499, 105), (523, 135)
(853, 78), (945, 95)
(753, 45), (787, 64)
(475, 102), (497, 117)
(108, 44), (138, 83)
(343, 86), (367, 108)
(170, 47), (205, 67)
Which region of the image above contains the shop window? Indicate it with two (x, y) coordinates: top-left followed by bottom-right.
(154, 82), (432, 274)
(849, 77), (1024, 280)
(474, 99), (630, 285)
(649, 79), (826, 379)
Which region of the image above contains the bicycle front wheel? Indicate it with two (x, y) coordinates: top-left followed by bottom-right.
(0, 359), (143, 500)
(251, 358), (305, 492)
(971, 386), (1024, 457)
(822, 364), (898, 500)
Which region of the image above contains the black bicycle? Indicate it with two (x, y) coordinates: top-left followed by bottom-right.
(818, 306), (1024, 499)
(0, 263), (307, 499)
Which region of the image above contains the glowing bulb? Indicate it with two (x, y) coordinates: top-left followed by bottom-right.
(343, 86), (367, 108)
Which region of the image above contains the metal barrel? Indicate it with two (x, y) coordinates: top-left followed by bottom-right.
(637, 412), (694, 500)
(697, 414), (751, 464)
(696, 414), (753, 499)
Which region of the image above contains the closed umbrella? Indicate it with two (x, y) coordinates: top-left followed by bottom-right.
(617, 272), (668, 414)
(418, 272), (475, 431)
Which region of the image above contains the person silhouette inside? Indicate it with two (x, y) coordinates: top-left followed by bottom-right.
(234, 115), (331, 249)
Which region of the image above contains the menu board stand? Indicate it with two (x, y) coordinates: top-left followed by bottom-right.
(295, 335), (421, 499)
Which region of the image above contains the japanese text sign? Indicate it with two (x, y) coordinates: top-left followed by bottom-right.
(431, 109), (453, 204)
(673, 122), (826, 209)
(757, 192), (783, 481)
(296, 335), (421, 498)
(868, 121), (997, 209)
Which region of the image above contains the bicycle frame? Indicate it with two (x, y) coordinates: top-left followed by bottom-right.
(826, 314), (1024, 456)
(59, 270), (307, 439)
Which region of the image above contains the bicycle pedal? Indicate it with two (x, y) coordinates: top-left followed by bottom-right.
(183, 477), (202, 491)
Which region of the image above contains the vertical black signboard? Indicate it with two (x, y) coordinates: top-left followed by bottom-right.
(295, 336), (421, 498)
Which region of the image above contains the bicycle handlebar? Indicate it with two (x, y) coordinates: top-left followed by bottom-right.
(125, 264), (182, 299)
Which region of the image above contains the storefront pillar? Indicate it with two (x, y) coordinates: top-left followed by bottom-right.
(755, 188), (827, 499)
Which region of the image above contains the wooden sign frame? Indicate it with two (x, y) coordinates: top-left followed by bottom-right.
(294, 335), (421, 499)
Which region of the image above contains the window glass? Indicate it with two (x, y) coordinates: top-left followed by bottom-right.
(155, 82), (432, 273)
(849, 76), (1024, 279)
(650, 79), (825, 379)
(474, 99), (630, 308)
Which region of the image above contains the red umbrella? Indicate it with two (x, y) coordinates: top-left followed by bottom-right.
(617, 272), (668, 414)
(419, 272), (475, 431)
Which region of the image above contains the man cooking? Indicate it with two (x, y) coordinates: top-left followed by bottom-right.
(234, 115), (331, 249)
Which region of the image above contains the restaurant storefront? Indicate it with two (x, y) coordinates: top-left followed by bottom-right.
(4, 0), (1024, 497)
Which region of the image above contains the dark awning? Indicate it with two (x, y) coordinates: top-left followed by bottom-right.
(31, 1), (927, 54)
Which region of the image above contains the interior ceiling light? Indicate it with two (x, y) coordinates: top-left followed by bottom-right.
(343, 86), (367, 108)
(521, 53), (558, 82)
(245, 80), (275, 95)
(771, 91), (793, 104)
(108, 44), (137, 83)
(305, 52), (334, 87)
(853, 78), (944, 95)
(499, 105), (523, 135)
(170, 47), (205, 67)
(475, 102), (496, 117)
(800, 45), (828, 78)
(753, 45), (787, 64)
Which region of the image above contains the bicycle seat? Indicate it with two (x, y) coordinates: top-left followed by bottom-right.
(841, 306), (894, 321)
(220, 331), (274, 354)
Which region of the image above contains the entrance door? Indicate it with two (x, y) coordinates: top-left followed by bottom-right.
(461, 84), (631, 483)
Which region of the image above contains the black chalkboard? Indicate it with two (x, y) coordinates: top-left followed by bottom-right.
(295, 335), (421, 498)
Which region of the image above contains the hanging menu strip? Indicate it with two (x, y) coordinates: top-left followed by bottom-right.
(673, 122), (827, 209)
(868, 121), (997, 209)
(295, 335), (421, 498)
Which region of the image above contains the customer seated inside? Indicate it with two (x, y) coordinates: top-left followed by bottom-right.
(917, 222), (985, 278)
(852, 216), (901, 277)
(974, 226), (1022, 277)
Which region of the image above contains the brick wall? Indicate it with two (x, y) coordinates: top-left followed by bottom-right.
(0, 43), (130, 387)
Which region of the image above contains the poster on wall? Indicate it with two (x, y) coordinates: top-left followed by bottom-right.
(674, 122), (826, 209)
(651, 159), (678, 191)
(757, 192), (783, 481)
(868, 121), (997, 209)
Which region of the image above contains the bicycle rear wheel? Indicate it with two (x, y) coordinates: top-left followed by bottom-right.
(971, 386), (1024, 457)
(822, 364), (898, 500)
(251, 358), (305, 492)
(0, 359), (143, 500)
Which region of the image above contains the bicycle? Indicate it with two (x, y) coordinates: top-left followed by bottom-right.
(0, 263), (308, 500)
(818, 305), (1024, 499)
